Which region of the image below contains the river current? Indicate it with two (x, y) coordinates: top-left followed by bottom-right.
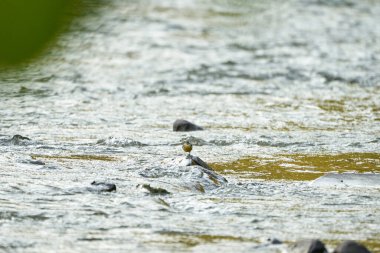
(0, 0), (379, 252)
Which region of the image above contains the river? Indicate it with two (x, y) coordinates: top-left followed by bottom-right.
(0, 0), (379, 252)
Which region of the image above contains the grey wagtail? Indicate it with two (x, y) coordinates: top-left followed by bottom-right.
(182, 141), (193, 154)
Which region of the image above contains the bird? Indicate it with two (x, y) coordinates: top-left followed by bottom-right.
(181, 141), (214, 171)
(182, 141), (193, 154)
(179, 141), (227, 182)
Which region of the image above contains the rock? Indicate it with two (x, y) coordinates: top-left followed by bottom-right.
(310, 173), (380, 188)
(333, 241), (372, 253)
(267, 238), (282, 245)
(18, 158), (46, 165)
(10, 134), (31, 145)
(139, 163), (227, 193)
(181, 154), (213, 170)
(181, 154), (228, 184)
(307, 240), (328, 253)
(180, 136), (207, 146)
(289, 239), (328, 253)
(173, 119), (203, 132)
(96, 137), (146, 147)
(29, 160), (46, 165)
(191, 155), (213, 170)
(67, 182), (117, 194)
(89, 181), (116, 192)
(250, 237), (283, 251)
(138, 184), (170, 195)
(137, 153), (227, 194)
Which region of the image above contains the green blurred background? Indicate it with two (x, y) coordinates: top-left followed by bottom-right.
(0, 0), (85, 66)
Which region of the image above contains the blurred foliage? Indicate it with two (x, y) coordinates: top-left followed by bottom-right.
(0, 0), (85, 66)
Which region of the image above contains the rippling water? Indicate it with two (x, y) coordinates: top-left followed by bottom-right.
(1, 0), (379, 252)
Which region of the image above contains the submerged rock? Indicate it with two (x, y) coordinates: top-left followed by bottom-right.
(268, 238), (282, 245)
(181, 154), (213, 171)
(333, 241), (372, 253)
(138, 142), (226, 193)
(139, 160), (227, 193)
(173, 119), (203, 132)
(10, 134), (31, 145)
(289, 239), (328, 253)
(19, 158), (46, 165)
(67, 182), (116, 194)
(88, 181), (116, 192)
(310, 173), (380, 188)
(182, 154), (227, 183)
(96, 136), (146, 147)
(249, 237), (283, 251)
(138, 184), (170, 195)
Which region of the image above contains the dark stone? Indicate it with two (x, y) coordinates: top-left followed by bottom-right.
(10, 134), (31, 145)
(333, 241), (372, 253)
(30, 160), (45, 165)
(25, 159), (45, 165)
(187, 155), (228, 184)
(140, 184), (170, 195)
(267, 237), (282, 245)
(311, 173), (380, 187)
(190, 155), (213, 171)
(173, 119), (203, 132)
(290, 239), (328, 253)
(308, 240), (328, 253)
(90, 181), (116, 192)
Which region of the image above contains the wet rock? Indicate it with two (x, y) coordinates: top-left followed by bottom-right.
(317, 71), (359, 84)
(311, 173), (380, 188)
(311, 0), (355, 7)
(68, 182), (116, 194)
(289, 239), (328, 253)
(180, 155), (228, 184)
(173, 119), (203, 132)
(308, 240), (328, 253)
(139, 163), (227, 193)
(191, 155), (213, 170)
(250, 237), (283, 250)
(268, 238), (282, 245)
(138, 184), (170, 195)
(97, 137), (146, 147)
(89, 181), (116, 192)
(10, 135), (31, 145)
(138, 151), (227, 193)
(29, 160), (46, 165)
(333, 241), (372, 253)
(18, 158), (45, 166)
(155, 198), (170, 207)
(181, 154), (213, 170)
(180, 136), (207, 146)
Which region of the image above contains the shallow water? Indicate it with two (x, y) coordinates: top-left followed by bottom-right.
(0, 0), (380, 252)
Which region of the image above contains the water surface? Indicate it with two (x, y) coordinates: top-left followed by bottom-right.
(0, 0), (379, 252)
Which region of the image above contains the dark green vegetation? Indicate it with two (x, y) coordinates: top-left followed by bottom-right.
(0, 0), (94, 66)
(211, 153), (380, 181)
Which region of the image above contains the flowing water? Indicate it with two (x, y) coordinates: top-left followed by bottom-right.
(0, 0), (380, 252)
